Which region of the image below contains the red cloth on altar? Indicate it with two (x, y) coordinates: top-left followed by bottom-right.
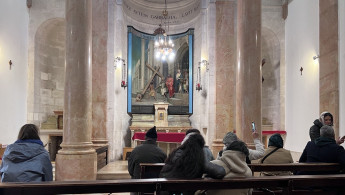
(132, 132), (185, 143)
(262, 130), (286, 135)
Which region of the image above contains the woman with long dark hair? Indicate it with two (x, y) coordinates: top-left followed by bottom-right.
(0, 124), (53, 182)
(160, 133), (225, 195)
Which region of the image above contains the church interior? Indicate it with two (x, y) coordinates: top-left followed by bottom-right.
(0, 0), (345, 183)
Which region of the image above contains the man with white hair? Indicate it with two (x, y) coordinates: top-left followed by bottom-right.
(299, 125), (345, 174)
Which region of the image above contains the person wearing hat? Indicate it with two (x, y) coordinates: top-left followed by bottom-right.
(258, 133), (293, 176)
(207, 140), (253, 195)
(218, 131), (265, 163)
(128, 126), (167, 179)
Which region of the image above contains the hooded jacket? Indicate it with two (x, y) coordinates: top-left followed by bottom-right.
(309, 119), (323, 141)
(207, 150), (252, 195)
(298, 137), (345, 175)
(0, 140), (53, 182)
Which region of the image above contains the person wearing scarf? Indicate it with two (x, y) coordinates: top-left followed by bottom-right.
(259, 133), (293, 176)
(0, 124), (53, 182)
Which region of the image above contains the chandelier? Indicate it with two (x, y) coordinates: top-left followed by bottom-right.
(154, 0), (175, 61)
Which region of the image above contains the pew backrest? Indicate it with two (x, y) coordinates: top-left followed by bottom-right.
(139, 162), (342, 178)
(2, 175), (345, 195)
(248, 163), (341, 174)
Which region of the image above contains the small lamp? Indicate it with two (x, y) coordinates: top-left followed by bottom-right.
(196, 66), (202, 91)
(114, 57), (127, 89)
(198, 60), (209, 72)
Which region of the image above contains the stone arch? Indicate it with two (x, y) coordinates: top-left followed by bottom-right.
(33, 18), (66, 125)
(261, 27), (281, 130)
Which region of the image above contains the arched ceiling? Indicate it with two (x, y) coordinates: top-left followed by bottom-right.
(123, 0), (201, 26)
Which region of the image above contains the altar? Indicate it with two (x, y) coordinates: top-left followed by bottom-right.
(128, 102), (192, 155)
(132, 132), (185, 154)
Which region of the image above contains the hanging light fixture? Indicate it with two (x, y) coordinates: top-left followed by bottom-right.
(153, 0), (175, 62)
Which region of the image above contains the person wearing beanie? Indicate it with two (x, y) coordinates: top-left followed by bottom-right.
(299, 125), (345, 175)
(258, 133), (293, 176)
(208, 140), (252, 195)
(218, 131), (265, 163)
(128, 126), (166, 179)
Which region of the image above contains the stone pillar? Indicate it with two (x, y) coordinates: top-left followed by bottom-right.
(212, 1), (237, 154)
(319, 0), (339, 138)
(235, 0), (262, 145)
(91, 0), (109, 148)
(55, 0), (97, 181)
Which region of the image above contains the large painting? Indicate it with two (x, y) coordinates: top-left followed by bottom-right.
(127, 26), (193, 114)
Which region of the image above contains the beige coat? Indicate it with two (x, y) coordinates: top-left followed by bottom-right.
(258, 146), (294, 176)
(206, 150), (252, 195)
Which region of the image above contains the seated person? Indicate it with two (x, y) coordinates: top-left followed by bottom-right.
(128, 126), (166, 179)
(0, 124), (53, 182)
(219, 131), (265, 163)
(259, 133), (293, 176)
(208, 140), (252, 195)
(160, 133), (225, 195)
(298, 125), (345, 175)
(185, 129), (214, 162)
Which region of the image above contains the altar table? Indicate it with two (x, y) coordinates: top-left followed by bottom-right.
(132, 132), (185, 154)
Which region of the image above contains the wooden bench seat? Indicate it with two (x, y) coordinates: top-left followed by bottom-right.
(1, 175), (345, 195)
(140, 163), (342, 178)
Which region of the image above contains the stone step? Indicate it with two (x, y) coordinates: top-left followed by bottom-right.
(97, 160), (131, 180)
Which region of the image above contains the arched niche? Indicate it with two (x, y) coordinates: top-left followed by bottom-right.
(33, 18), (66, 125)
(261, 27), (281, 130)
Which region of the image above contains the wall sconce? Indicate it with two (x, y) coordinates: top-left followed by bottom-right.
(196, 66), (202, 91)
(313, 55), (319, 60)
(114, 57), (127, 89)
(198, 60), (209, 71)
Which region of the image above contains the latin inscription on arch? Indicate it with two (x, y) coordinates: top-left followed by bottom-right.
(123, 1), (200, 25)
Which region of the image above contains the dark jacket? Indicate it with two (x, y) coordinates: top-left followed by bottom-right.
(128, 140), (167, 179)
(0, 140), (53, 182)
(160, 149), (225, 179)
(298, 137), (345, 175)
(160, 148), (225, 195)
(309, 119), (323, 141)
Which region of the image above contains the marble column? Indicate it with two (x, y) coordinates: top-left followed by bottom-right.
(55, 0), (97, 181)
(212, 1), (236, 154)
(91, 0), (109, 148)
(319, 0), (339, 138)
(235, 0), (262, 145)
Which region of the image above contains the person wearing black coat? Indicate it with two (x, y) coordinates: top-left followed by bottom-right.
(309, 111), (333, 141)
(128, 126), (167, 179)
(299, 125), (345, 175)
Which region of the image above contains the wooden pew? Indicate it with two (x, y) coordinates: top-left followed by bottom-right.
(0, 179), (158, 195)
(248, 163), (341, 175)
(1, 175), (345, 195)
(140, 162), (342, 178)
(140, 163), (165, 178)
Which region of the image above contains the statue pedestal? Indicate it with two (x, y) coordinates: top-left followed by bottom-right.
(154, 102), (169, 127)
